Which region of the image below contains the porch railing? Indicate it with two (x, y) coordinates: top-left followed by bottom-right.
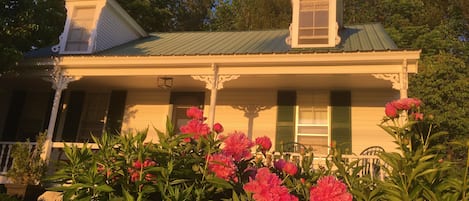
(0, 141), (386, 181)
(0, 141), (37, 175)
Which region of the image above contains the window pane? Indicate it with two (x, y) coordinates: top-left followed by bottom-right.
(65, 6), (96, 52)
(297, 135), (328, 155)
(298, 0), (329, 45)
(298, 126), (328, 134)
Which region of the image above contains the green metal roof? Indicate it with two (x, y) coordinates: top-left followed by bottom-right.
(99, 23), (397, 56)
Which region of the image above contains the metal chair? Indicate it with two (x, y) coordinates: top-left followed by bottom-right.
(280, 142), (307, 153)
(360, 146), (384, 177)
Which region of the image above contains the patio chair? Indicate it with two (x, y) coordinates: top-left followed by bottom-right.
(280, 142), (307, 153)
(360, 146), (384, 177)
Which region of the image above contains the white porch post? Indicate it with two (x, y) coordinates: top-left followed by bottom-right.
(372, 58), (409, 99)
(192, 64), (239, 127)
(42, 66), (80, 161)
(399, 59), (409, 99)
(208, 64), (219, 127)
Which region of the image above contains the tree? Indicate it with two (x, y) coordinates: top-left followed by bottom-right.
(115, 0), (174, 32)
(117, 0), (215, 32)
(344, 0), (469, 158)
(0, 0), (66, 74)
(171, 0), (215, 31)
(210, 0), (291, 31)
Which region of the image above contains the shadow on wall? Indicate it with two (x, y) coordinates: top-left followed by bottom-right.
(232, 105), (273, 139)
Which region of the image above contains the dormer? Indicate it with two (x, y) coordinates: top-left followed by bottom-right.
(290, 0), (342, 48)
(55, 0), (147, 55)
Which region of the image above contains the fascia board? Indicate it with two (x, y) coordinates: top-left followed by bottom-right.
(23, 50), (421, 76)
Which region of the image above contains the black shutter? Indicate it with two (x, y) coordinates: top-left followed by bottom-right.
(105, 90), (127, 135)
(62, 91), (85, 141)
(2, 91), (26, 141)
(330, 91), (352, 154)
(275, 91), (296, 150)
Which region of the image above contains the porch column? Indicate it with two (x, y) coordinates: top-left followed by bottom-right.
(399, 59), (409, 99)
(192, 64), (239, 127)
(372, 59), (409, 99)
(42, 66), (81, 161)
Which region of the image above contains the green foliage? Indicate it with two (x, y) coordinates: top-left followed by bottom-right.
(410, 54), (469, 159)
(344, 1), (469, 153)
(0, 193), (21, 201)
(210, 0), (291, 31)
(0, 0), (66, 74)
(117, 0), (215, 32)
(6, 132), (47, 185)
(376, 105), (466, 201)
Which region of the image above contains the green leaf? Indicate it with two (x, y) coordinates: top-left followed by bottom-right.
(206, 176), (233, 189)
(122, 187), (135, 201)
(96, 184), (115, 192)
(232, 190), (240, 201)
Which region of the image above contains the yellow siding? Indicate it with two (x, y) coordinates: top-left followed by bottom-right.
(122, 90), (171, 142)
(351, 89), (400, 153)
(214, 89), (277, 144)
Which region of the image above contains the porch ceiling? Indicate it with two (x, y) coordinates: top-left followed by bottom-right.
(63, 74), (393, 91)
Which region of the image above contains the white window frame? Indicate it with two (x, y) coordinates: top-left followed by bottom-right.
(59, 1), (104, 54)
(290, 0), (338, 48)
(294, 91), (331, 154)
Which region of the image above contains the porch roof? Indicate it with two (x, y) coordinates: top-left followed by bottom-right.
(98, 23), (398, 56)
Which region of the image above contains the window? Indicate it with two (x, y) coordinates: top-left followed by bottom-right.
(64, 6), (96, 52)
(169, 92), (205, 133)
(295, 91), (329, 154)
(59, 90), (126, 142)
(290, 0), (339, 48)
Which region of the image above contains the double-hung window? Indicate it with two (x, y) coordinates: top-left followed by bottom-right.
(295, 91), (330, 154)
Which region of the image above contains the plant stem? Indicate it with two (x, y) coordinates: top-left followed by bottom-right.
(462, 147), (469, 200)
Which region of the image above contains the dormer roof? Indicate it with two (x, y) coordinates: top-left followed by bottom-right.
(54, 0), (147, 55)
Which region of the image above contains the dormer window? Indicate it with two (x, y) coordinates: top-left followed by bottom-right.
(60, 5), (98, 54)
(290, 0), (340, 48)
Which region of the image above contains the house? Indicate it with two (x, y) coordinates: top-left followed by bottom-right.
(0, 0), (420, 170)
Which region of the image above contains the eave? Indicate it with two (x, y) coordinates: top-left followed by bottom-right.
(21, 50), (421, 77)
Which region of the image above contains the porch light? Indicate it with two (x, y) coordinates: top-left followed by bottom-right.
(158, 77), (173, 89)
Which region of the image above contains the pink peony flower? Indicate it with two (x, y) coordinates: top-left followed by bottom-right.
(283, 162), (298, 176)
(207, 153), (237, 181)
(255, 136), (272, 152)
(133, 160), (142, 169)
(222, 131), (254, 161)
(244, 168), (298, 201)
(179, 119), (210, 140)
(412, 112), (424, 121)
(186, 106), (204, 120)
(310, 176), (352, 201)
(274, 159), (286, 170)
(213, 123), (224, 133)
(391, 98), (422, 111)
(143, 159), (157, 168)
(385, 103), (398, 118)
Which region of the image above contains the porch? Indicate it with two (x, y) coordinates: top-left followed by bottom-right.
(0, 140), (386, 184)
